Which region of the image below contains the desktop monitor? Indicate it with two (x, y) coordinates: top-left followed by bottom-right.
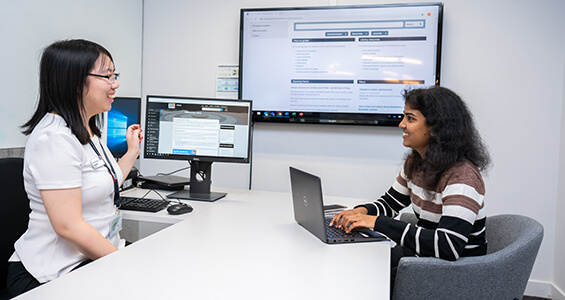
(106, 97), (142, 158)
(239, 3), (443, 126)
(144, 95), (253, 201)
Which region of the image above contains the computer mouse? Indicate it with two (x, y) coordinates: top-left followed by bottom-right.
(167, 203), (193, 215)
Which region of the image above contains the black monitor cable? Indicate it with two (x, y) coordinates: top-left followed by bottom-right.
(155, 161), (191, 176)
(139, 189), (170, 204)
(135, 184), (190, 208)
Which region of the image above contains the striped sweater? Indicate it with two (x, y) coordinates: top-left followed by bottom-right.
(358, 160), (487, 260)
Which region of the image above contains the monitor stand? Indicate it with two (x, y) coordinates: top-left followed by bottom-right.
(166, 161), (226, 202)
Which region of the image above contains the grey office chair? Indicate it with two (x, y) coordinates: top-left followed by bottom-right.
(392, 213), (544, 300)
(0, 158), (31, 299)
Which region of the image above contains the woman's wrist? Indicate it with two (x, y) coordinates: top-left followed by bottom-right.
(354, 206), (369, 215)
(123, 147), (140, 160)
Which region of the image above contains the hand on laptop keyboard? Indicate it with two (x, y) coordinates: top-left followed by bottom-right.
(329, 207), (377, 233)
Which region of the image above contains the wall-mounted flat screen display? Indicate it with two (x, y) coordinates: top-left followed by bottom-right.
(239, 3), (443, 126)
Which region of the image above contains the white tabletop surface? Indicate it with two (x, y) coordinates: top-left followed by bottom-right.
(14, 188), (391, 300)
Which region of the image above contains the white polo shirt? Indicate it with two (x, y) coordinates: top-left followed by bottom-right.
(10, 113), (123, 283)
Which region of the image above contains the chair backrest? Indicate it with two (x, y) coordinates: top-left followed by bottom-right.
(0, 157), (31, 291)
(486, 214), (543, 254)
(482, 214), (544, 298)
(393, 213), (544, 300)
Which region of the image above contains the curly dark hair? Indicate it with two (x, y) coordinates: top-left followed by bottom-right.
(403, 86), (491, 189)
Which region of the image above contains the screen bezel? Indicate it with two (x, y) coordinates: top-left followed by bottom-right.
(106, 97), (142, 158)
(143, 95), (253, 164)
(239, 3), (443, 126)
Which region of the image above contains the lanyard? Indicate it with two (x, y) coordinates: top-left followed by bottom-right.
(88, 139), (121, 207)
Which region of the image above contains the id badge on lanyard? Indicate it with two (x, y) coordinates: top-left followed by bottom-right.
(89, 139), (123, 240)
(109, 211), (123, 239)
(88, 139), (121, 208)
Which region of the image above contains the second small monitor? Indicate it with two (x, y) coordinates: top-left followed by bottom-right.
(107, 97), (142, 158)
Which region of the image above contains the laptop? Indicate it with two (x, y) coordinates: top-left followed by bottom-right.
(140, 175), (189, 190)
(289, 166), (386, 244)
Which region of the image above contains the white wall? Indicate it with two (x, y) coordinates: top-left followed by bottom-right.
(0, 0), (143, 149)
(141, 0), (565, 297)
(1, 0), (562, 297)
(555, 58), (565, 297)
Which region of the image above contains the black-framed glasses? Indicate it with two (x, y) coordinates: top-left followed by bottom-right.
(88, 73), (120, 84)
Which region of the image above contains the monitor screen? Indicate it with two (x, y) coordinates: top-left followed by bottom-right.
(106, 97), (141, 157)
(239, 3), (443, 126)
(144, 96), (252, 163)
(143, 96), (253, 201)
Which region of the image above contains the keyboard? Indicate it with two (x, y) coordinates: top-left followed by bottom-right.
(119, 197), (169, 212)
(324, 217), (360, 238)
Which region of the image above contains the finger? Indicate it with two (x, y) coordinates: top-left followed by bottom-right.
(329, 214), (341, 227)
(133, 130), (142, 142)
(344, 220), (359, 233)
(330, 210), (346, 224)
(337, 215), (351, 229)
(128, 124), (141, 132)
(333, 209), (354, 226)
(342, 215), (363, 232)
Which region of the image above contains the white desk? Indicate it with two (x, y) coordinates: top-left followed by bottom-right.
(14, 189), (391, 299)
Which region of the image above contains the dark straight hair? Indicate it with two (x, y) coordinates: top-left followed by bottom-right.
(403, 86), (491, 190)
(21, 39), (114, 144)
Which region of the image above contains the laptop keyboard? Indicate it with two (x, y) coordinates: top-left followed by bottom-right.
(119, 197), (169, 212)
(324, 218), (359, 238)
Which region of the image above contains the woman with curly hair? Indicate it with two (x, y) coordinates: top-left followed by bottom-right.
(330, 86), (491, 288)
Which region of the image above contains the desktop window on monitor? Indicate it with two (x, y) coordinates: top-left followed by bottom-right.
(106, 97), (142, 158)
(144, 95), (253, 201)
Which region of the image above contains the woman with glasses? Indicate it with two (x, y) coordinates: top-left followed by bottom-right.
(330, 86), (491, 292)
(7, 39), (142, 297)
